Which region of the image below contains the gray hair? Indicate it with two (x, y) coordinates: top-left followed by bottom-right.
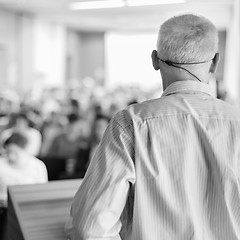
(157, 14), (218, 63)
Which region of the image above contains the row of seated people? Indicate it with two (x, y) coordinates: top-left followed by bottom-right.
(1, 111), (110, 181)
(43, 112), (110, 180)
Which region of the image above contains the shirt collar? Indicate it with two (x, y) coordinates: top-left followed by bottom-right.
(161, 80), (215, 97)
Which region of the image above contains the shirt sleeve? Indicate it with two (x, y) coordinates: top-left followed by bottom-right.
(66, 112), (136, 240)
(39, 162), (48, 183)
(34, 159), (48, 183)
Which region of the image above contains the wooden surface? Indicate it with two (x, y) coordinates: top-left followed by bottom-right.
(8, 179), (82, 240)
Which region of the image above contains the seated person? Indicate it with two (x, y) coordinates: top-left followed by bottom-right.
(1, 112), (42, 156)
(46, 113), (90, 161)
(0, 132), (48, 206)
(40, 111), (67, 157)
(0, 132), (48, 239)
(46, 113), (91, 179)
(89, 114), (110, 161)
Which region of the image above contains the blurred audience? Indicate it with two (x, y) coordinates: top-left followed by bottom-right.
(0, 132), (48, 240)
(0, 81), (167, 181)
(46, 113), (90, 160)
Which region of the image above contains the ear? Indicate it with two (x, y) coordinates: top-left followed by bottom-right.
(151, 50), (160, 70)
(209, 53), (220, 73)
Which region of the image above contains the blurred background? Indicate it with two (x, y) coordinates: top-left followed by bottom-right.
(0, 0), (239, 181)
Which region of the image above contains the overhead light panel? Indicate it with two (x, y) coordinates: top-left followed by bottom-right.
(127, 0), (186, 6)
(70, 0), (125, 10)
(70, 0), (186, 10)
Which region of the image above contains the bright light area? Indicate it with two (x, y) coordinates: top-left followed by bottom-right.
(105, 32), (162, 90)
(70, 0), (185, 10)
(33, 19), (66, 88)
(127, 0), (186, 6)
(70, 0), (125, 10)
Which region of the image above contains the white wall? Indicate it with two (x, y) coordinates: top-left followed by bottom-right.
(66, 30), (105, 84)
(0, 10), (67, 96)
(223, 0), (240, 105)
(33, 18), (66, 88)
(16, 13), (34, 93)
(0, 9), (104, 95)
(0, 9), (18, 89)
(105, 31), (163, 90)
(66, 30), (83, 82)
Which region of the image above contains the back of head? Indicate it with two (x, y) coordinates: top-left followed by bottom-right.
(157, 14), (218, 63)
(67, 113), (79, 125)
(3, 132), (28, 149)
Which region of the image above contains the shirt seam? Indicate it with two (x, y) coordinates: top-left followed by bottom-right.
(140, 113), (240, 123)
(113, 118), (135, 149)
(114, 112), (240, 126)
(162, 92), (213, 98)
(161, 81), (214, 97)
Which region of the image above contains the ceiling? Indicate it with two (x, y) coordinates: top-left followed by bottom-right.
(0, 0), (235, 32)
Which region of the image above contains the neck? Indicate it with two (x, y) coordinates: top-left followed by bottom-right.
(162, 74), (198, 90)
(161, 67), (209, 90)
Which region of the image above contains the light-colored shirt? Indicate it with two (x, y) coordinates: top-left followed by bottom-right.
(0, 154), (48, 206)
(66, 80), (240, 240)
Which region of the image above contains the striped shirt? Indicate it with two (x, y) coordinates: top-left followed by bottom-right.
(66, 80), (240, 240)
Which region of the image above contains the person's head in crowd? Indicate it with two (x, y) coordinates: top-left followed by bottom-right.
(66, 113), (90, 140)
(108, 103), (120, 117)
(68, 113), (79, 124)
(94, 104), (103, 117)
(3, 132), (28, 166)
(69, 98), (80, 115)
(9, 112), (30, 131)
(66, 113), (80, 135)
(151, 14), (219, 90)
(91, 114), (110, 144)
(27, 109), (43, 130)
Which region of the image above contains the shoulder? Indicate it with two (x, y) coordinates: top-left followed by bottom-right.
(28, 128), (42, 137)
(27, 156), (48, 182)
(112, 98), (166, 128)
(29, 156), (47, 169)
